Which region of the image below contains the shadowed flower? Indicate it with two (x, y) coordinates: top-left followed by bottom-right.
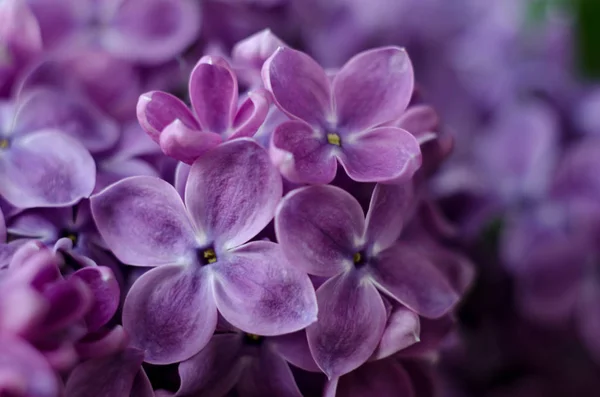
(137, 56), (271, 164)
(275, 183), (458, 377)
(263, 46), (421, 184)
(91, 139), (317, 365)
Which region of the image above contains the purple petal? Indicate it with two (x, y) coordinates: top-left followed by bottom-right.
(338, 127), (421, 183)
(333, 47), (414, 132)
(275, 185), (364, 277)
(91, 176), (196, 267)
(270, 120), (336, 184)
(237, 348), (302, 397)
(263, 47), (331, 127)
(75, 326), (129, 359)
(0, 241), (27, 270)
(40, 277), (93, 333)
(185, 139), (282, 250)
(229, 89), (271, 139)
(307, 272), (386, 378)
(329, 359), (415, 397)
(174, 162), (191, 198)
(123, 265), (217, 364)
(213, 241), (317, 336)
(0, 208), (5, 242)
(373, 306), (420, 360)
(136, 91), (199, 143)
(104, 0), (201, 64)
(0, 335), (59, 397)
(64, 348), (149, 397)
(0, 130), (96, 208)
(395, 105), (440, 143)
(159, 119), (223, 164)
(578, 278), (600, 362)
(71, 266), (120, 331)
(370, 243), (459, 318)
(270, 331), (321, 372)
(7, 209), (60, 242)
(177, 333), (244, 397)
(131, 369), (154, 397)
(399, 315), (454, 358)
(0, 283), (46, 334)
(189, 56), (238, 134)
(0, 0), (42, 57)
(364, 182), (414, 253)
(96, 158), (159, 192)
(232, 28), (286, 87)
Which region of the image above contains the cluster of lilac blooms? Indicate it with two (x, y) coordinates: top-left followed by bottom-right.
(1, 0), (599, 396)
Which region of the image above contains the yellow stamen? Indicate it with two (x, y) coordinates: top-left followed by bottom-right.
(203, 248), (217, 264)
(67, 234), (77, 244)
(0, 139), (8, 149)
(246, 333), (261, 341)
(326, 133), (341, 146)
(353, 252), (362, 264)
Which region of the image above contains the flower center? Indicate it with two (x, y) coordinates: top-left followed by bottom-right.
(326, 133), (341, 146)
(353, 250), (367, 268)
(197, 247), (217, 265)
(243, 333), (263, 346)
(0, 138), (9, 150)
(59, 230), (79, 248)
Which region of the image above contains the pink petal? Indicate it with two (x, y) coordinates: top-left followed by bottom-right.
(159, 119), (223, 164)
(229, 89), (271, 139)
(136, 91), (199, 143)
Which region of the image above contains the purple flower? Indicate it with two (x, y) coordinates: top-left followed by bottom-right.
(28, 0), (201, 64)
(275, 183), (458, 377)
(263, 46), (421, 184)
(137, 56), (271, 164)
(0, 92), (96, 209)
(91, 139), (317, 365)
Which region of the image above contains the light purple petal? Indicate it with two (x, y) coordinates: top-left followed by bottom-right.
(75, 325), (129, 359)
(0, 208), (5, 242)
(338, 127), (421, 183)
(0, 241), (27, 269)
(64, 348), (148, 397)
(331, 359), (415, 397)
(270, 331), (321, 372)
(373, 306), (420, 360)
(364, 182), (414, 253)
(96, 158), (159, 192)
(91, 176), (196, 267)
(395, 105), (440, 143)
(237, 348), (302, 397)
(123, 265), (217, 364)
(131, 369), (154, 397)
(174, 162), (191, 198)
(213, 241), (317, 336)
(232, 28), (286, 69)
(189, 56), (238, 134)
(0, 0), (42, 58)
(370, 243), (459, 318)
(229, 89), (271, 139)
(307, 272), (386, 378)
(275, 185), (364, 277)
(104, 0), (201, 64)
(0, 130), (95, 209)
(270, 120), (336, 184)
(136, 91), (199, 143)
(177, 333), (244, 397)
(71, 266), (120, 331)
(333, 47), (414, 133)
(0, 335), (59, 397)
(263, 47), (331, 127)
(159, 119), (223, 164)
(185, 139), (282, 250)
(7, 210), (59, 242)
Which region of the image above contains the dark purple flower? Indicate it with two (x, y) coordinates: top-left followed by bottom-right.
(91, 139), (317, 365)
(137, 56), (271, 164)
(263, 46), (421, 184)
(275, 183), (458, 377)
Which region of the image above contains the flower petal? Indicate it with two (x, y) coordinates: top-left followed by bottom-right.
(136, 91), (199, 143)
(395, 105), (440, 143)
(237, 347), (302, 397)
(64, 348), (147, 397)
(91, 176), (196, 267)
(71, 266), (120, 331)
(232, 28), (286, 87)
(331, 359), (415, 397)
(185, 139), (282, 250)
(270, 120), (336, 184)
(159, 119), (223, 164)
(338, 127), (421, 183)
(364, 182), (414, 254)
(269, 331), (321, 372)
(103, 0), (201, 64)
(0, 241), (26, 269)
(0, 208), (5, 242)
(262, 47), (331, 127)
(229, 89), (271, 140)
(177, 333), (244, 397)
(189, 55), (238, 134)
(123, 265), (217, 364)
(373, 306), (420, 360)
(0, 335), (59, 397)
(213, 241), (317, 336)
(307, 272), (386, 378)
(275, 185), (364, 277)
(370, 243), (459, 318)
(333, 47), (414, 132)
(0, 130), (95, 209)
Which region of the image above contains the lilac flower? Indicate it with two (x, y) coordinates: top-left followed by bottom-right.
(64, 348), (153, 397)
(0, 206), (27, 269)
(137, 56), (271, 164)
(263, 46), (421, 184)
(28, 0), (201, 64)
(91, 139), (317, 365)
(275, 183), (458, 377)
(0, 91), (96, 209)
